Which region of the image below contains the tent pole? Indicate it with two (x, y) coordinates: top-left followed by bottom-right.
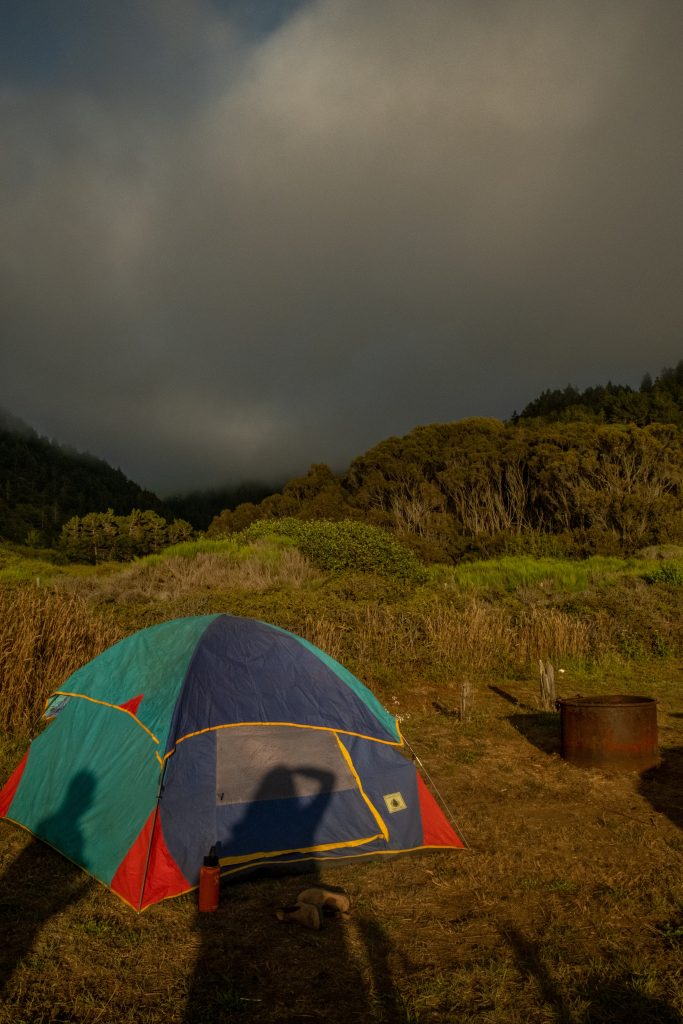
(138, 758), (169, 911)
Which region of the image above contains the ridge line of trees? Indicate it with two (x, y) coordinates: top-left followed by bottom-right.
(513, 361), (683, 425)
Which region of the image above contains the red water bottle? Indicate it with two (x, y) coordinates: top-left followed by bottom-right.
(199, 845), (220, 912)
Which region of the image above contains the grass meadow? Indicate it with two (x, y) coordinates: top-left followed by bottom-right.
(0, 538), (682, 1023)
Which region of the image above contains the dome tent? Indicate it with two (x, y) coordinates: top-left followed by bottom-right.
(0, 614), (464, 911)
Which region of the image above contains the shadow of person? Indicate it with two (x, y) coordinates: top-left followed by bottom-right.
(639, 745), (683, 830)
(353, 914), (415, 1022)
(500, 923), (573, 1024)
(183, 764), (399, 1024)
(0, 770), (96, 997)
(501, 922), (681, 1024)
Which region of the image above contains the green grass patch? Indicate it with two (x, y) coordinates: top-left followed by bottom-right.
(0, 543), (67, 584)
(0, 543), (120, 584)
(643, 561), (683, 587)
(138, 536), (249, 563)
(430, 554), (680, 595)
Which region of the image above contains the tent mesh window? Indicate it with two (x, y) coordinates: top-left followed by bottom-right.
(215, 726), (357, 805)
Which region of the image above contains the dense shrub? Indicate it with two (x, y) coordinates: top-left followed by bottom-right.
(239, 518), (428, 582)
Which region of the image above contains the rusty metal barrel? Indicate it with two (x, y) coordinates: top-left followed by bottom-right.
(560, 695), (659, 771)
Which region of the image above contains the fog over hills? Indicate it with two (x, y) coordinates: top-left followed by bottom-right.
(1, 1), (682, 493)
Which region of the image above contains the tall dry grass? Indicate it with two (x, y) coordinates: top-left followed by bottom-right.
(65, 546), (316, 604)
(0, 586), (122, 734)
(0, 557), (662, 737)
(299, 598), (610, 685)
(424, 600), (607, 668)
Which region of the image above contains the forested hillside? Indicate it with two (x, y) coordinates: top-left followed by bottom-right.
(0, 409), (163, 545)
(208, 420), (683, 559)
(2, 363), (682, 560)
(164, 481), (279, 531)
(206, 365), (683, 560)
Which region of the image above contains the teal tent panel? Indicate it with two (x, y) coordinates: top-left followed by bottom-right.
(268, 624), (400, 742)
(7, 697), (161, 885)
(56, 615), (219, 749)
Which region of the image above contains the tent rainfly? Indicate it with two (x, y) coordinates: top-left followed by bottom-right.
(0, 614), (464, 910)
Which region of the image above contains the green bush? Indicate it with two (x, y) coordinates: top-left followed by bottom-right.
(239, 518), (428, 582)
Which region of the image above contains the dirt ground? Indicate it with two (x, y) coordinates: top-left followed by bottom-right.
(1, 671), (682, 1024)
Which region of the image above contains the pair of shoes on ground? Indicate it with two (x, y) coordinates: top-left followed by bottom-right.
(276, 887), (350, 930)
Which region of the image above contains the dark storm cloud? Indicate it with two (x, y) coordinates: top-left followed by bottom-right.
(1, 0), (682, 494)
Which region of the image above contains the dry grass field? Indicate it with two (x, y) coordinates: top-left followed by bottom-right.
(0, 543), (681, 1023)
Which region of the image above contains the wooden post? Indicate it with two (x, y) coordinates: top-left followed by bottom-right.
(539, 659), (556, 711)
(460, 677), (473, 722)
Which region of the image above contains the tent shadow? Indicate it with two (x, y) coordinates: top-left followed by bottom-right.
(638, 746), (683, 831)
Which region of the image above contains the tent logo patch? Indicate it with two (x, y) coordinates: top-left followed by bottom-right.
(384, 792), (407, 813)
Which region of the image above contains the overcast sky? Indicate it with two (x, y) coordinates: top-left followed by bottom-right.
(1, 0), (681, 495)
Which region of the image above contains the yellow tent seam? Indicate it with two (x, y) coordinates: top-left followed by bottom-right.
(53, 692), (160, 745)
(218, 831), (384, 868)
(334, 733), (389, 841)
(164, 720), (402, 760)
(136, 841), (466, 902)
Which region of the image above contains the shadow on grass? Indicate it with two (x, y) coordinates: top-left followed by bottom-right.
(0, 840), (92, 997)
(639, 746), (683, 831)
(183, 764), (407, 1023)
(505, 712), (561, 756)
(502, 923), (681, 1024)
(489, 685), (523, 707)
(488, 685), (561, 756)
(0, 772), (95, 997)
(183, 879), (407, 1024)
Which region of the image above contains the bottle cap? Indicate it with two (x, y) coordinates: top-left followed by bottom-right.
(203, 844), (219, 868)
